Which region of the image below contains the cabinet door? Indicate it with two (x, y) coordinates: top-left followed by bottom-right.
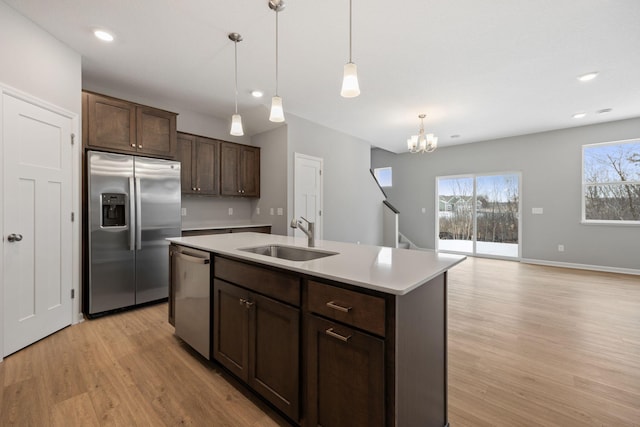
(306, 315), (385, 427)
(220, 142), (240, 195)
(177, 133), (196, 193)
(240, 146), (260, 197)
(195, 137), (220, 195)
(86, 93), (136, 152)
(136, 106), (177, 158)
(249, 293), (300, 421)
(213, 279), (249, 382)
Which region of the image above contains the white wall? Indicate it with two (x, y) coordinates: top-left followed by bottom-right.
(372, 117), (640, 273)
(250, 125), (289, 236)
(0, 0), (82, 360)
(287, 115), (384, 246)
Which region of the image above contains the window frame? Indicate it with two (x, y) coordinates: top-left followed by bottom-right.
(581, 138), (640, 226)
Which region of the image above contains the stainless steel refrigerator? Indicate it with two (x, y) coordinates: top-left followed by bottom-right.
(87, 151), (181, 316)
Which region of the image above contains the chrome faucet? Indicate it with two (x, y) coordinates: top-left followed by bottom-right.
(290, 217), (315, 247)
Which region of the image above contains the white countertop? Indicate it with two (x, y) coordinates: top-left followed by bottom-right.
(167, 233), (465, 296)
(181, 223), (272, 231)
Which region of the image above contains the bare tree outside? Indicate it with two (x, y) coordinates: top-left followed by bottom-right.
(584, 140), (640, 221)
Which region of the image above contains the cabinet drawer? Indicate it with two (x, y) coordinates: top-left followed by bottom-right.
(307, 280), (385, 337)
(214, 257), (300, 306)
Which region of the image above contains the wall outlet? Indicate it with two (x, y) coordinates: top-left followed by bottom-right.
(532, 207), (544, 215)
(228, 207), (233, 215)
(277, 208), (283, 216)
(270, 208), (274, 215)
(256, 207), (260, 215)
(558, 244), (565, 252)
(181, 208), (187, 217)
(421, 207), (426, 213)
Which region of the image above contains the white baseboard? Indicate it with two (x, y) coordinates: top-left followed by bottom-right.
(520, 258), (640, 276)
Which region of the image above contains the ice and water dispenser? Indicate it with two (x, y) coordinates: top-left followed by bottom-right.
(101, 193), (126, 227)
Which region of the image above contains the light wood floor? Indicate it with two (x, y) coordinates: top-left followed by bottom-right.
(1, 258), (639, 426)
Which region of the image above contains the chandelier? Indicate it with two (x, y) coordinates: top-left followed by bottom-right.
(408, 114), (437, 153)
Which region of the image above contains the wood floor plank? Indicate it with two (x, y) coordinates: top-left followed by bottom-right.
(51, 393), (100, 427)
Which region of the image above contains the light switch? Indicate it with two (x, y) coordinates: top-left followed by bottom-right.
(228, 207), (233, 215)
(277, 208), (283, 216)
(270, 208), (274, 215)
(181, 208), (187, 217)
(256, 207), (260, 215)
(421, 207), (426, 213)
(532, 207), (544, 215)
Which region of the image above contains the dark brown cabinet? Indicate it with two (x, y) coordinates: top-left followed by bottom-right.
(213, 259), (300, 421)
(84, 91), (177, 159)
(220, 142), (260, 197)
(177, 133), (220, 195)
(306, 314), (385, 427)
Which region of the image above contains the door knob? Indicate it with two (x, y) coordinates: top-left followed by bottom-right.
(7, 233), (23, 242)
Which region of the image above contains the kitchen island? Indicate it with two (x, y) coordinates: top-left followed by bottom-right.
(168, 232), (465, 427)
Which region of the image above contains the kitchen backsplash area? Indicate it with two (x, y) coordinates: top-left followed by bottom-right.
(181, 196), (254, 229)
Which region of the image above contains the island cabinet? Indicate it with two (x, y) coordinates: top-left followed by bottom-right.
(83, 91), (177, 159)
(177, 132), (220, 195)
(220, 142), (260, 197)
(213, 257), (301, 421)
(305, 281), (387, 427)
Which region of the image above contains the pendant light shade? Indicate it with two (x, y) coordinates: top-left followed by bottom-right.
(228, 32), (244, 136)
(341, 62), (360, 98)
(230, 114), (244, 136)
(269, 0), (286, 122)
(269, 96), (285, 122)
(341, 0), (360, 98)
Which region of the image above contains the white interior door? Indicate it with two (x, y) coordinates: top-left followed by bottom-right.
(294, 153), (323, 240)
(3, 93), (73, 357)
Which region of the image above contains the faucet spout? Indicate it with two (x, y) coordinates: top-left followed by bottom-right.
(290, 216), (315, 247)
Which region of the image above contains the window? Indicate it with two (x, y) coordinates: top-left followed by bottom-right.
(373, 167), (392, 187)
(583, 139), (640, 223)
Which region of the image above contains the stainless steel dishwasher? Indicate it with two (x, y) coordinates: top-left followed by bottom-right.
(171, 245), (211, 359)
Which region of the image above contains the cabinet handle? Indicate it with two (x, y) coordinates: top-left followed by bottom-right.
(325, 328), (351, 342)
(138, 144), (142, 148)
(131, 143), (136, 147)
(197, 188), (201, 191)
(326, 301), (352, 313)
(239, 298), (247, 306)
(192, 187), (196, 191)
(245, 301), (254, 309)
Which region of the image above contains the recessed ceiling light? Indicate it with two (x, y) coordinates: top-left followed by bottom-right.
(94, 30), (114, 42)
(251, 90), (264, 98)
(573, 112), (586, 119)
(577, 72), (598, 82)
(597, 108), (612, 114)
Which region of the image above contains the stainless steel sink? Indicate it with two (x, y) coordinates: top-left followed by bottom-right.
(239, 245), (338, 261)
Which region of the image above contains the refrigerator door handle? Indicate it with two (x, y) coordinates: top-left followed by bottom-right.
(129, 176), (135, 251)
(135, 177), (142, 250)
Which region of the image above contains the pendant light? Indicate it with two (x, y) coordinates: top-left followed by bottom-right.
(268, 0), (286, 122)
(229, 33), (244, 136)
(340, 0), (360, 98)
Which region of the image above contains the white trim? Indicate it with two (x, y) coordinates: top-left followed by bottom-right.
(521, 258), (640, 276)
(0, 82), (82, 362)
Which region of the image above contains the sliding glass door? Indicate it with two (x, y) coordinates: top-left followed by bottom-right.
(437, 173), (520, 259)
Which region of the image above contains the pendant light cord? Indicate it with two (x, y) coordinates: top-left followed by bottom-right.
(234, 40), (239, 114)
(275, 11), (279, 96)
(348, 0), (352, 63)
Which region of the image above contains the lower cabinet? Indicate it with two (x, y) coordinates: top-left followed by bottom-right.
(305, 314), (385, 427)
(213, 278), (300, 421)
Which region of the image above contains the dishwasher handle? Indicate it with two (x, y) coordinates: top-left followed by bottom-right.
(174, 252), (210, 264)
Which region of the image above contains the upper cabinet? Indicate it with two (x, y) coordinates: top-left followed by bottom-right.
(220, 142), (260, 197)
(177, 133), (220, 196)
(84, 91), (177, 159)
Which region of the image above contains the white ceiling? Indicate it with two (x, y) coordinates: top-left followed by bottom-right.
(5, 0), (640, 153)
